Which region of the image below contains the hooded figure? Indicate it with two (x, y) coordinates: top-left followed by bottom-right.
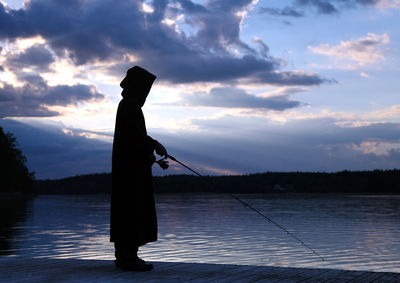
(111, 66), (168, 271)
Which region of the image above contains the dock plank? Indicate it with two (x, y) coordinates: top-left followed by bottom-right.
(0, 257), (399, 282)
(248, 266), (330, 282)
(271, 267), (331, 282)
(300, 268), (353, 282)
(206, 264), (262, 282)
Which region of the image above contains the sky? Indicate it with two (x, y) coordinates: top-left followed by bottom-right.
(0, 0), (399, 179)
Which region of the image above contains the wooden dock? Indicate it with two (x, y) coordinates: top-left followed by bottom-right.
(1, 257), (399, 282)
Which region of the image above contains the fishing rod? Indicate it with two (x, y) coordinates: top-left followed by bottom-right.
(160, 154), (326, 262)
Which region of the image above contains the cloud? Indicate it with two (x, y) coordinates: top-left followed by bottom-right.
(124, 54), (327, 85)
(0, 119), (112, 179)
(308, 33), (390, 68)
(376, 0), (400, 9)
(248, 70), (332, 85)
(0, 0), (328, 86)
(181, 115), (400, 172)
(360, 72), (372, 78)
(260, 0), (399, 18)
(258, 6), (304, 17)
(252, 37), (270, 59)
(352, 140), (400, 156)
(295, 0), (339, 14)
(5, 44), (55, 72)
(293, 0), (394, 15)
(0, 74), (104, 117)
(181, 87), (302, 111)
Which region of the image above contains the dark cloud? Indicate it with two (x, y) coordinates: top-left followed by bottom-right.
(110, 54), (326, 85)
(250, 70), (331, 86)
(6, 44), (55, 71)
(258, 7), (304, 17)
(0, 4), (35, 38)
(294, 0), (379, 14)
(141, 54), (279, 84)
(0, 75), (104, 117)
(295, 0), (338, 14)
(259, 0), (380, 17)
(183, 87), (301, 111)
(0, 119), (111, 179)
(175, 0), (208, 14)
(0, 0), (328, 86)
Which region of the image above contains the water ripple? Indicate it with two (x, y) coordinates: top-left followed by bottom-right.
(1, 194), (399, 272)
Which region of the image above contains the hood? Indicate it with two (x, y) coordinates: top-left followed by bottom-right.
(120, 66), (156, 107)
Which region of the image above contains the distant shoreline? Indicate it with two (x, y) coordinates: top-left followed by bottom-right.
(25, 193), (400, 197)
(0, 192), (35, 199)
(33, 169), (400, 195)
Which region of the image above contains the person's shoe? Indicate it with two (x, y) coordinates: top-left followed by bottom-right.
(114, 258), (153, 272)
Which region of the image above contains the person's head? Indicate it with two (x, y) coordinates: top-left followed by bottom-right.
(120, 66), (156, 107)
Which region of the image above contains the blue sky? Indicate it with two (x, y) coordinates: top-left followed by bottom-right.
(0, 0), (399, 179)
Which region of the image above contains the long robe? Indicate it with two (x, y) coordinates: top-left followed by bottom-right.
(110, 66), (157, 246)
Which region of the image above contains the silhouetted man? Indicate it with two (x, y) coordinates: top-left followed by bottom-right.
(111, 66), (168, 271)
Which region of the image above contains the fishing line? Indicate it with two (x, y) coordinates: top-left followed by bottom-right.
(162, 154), (326, 262)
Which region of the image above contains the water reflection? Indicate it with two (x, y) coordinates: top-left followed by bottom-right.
(1, 194), (399, 272)
(0, 196), (31, 255)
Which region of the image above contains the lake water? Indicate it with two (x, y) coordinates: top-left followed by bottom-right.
(1, 193), (400, 273)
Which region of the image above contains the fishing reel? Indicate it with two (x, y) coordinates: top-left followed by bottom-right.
(156, 156), (169, 170)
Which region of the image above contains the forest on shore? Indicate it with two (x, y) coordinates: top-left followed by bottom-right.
(0, 127), (34, 195)
(34, 169), (400, 194)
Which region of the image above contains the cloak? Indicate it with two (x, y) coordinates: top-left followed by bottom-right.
(110, 66), (158, 246)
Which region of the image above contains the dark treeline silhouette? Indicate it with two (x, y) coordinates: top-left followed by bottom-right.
(0, 127), (34, 194)
(0, 127), (32, 254)
(34, 169), (400, 194)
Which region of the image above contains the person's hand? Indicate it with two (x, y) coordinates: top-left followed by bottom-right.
(155, 141), (167, 157)
(156, 159), (169, 170)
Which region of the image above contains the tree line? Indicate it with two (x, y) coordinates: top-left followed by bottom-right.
(0, 127), (34, 194)
(34, 169), (400, 194)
